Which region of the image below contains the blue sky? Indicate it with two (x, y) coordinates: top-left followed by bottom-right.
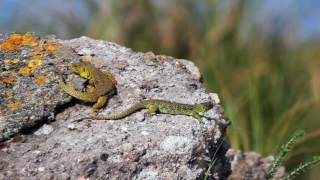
(0, 0), (319, 42)
(258, 0), (320, 41)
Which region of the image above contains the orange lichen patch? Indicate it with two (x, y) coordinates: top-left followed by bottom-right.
(44, 40), (64, 53)
(0, 34), (23, 50)
(34, 76), (46, 85)
(18, 67), (32, 76)
(46, 44), (64, 53)
(46, 39), (60, 45)
(9, 34), (24, 41)
(7, 101), (21, 110)
(0, 33), (39, 50)
(1, 76), (15, 84)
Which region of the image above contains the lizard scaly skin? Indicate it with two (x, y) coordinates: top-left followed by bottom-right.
(59, 62), (116, 111)
(75, 99), (213, 123)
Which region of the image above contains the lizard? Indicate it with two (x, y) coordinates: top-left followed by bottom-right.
(59, 62), (117, 111)
(74, 99), (213, 123)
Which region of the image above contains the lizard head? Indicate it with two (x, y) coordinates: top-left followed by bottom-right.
(70, 62), (93, 79)
(194, 102), (213, 112)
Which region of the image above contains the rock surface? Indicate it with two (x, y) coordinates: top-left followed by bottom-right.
(0, 33), (79, 142)
(226, 149), (286, 180)
(0, 33), (230, 179)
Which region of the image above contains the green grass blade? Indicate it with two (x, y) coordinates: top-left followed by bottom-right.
(285, 156), (320, 180)
(267, 130), (305, 179)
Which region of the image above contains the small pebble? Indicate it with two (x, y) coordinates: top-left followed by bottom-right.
(67, 123), (76, 130)
(141, 131), (149, 136)
(38, 167), (45, 172)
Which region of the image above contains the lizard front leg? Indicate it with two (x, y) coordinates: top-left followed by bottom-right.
(92, 96), (108, 112)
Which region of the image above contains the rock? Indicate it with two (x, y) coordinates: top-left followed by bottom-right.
(0, 32), (82, 142)
(159, 136), (194, 154)
(226, 149), (286, 180)
(34, 124), (54, 135)
(0, 33), (230, 179)
(67, 123), (76, 130)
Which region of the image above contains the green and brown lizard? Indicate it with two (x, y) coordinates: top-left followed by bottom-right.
(74, 99), (213, 123)
(59, 62), (117, 111)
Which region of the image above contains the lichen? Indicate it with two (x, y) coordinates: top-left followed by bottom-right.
(0, 32), (75, 142)
(18, 67), (32, 76)
(27, 58), (42, 69)
(0, 33), (38, 51)
(7, 101), (21, 110)
(1, 76), (15, 84)
(34, 76), (46, 85)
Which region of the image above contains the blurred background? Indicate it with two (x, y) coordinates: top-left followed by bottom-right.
(1, 0), (319, 179)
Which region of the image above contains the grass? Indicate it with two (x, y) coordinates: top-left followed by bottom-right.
(204, 139), (225, 180)
(268, 130), (305, 179)
(267, 130), (320, 180)
(285, 156), (320, 180)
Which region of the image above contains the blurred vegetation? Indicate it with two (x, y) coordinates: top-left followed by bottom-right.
(2, 0), (319, 179)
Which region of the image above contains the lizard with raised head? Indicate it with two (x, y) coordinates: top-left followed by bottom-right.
(74, 99), (213, 123)
(59, 62), (117, 111)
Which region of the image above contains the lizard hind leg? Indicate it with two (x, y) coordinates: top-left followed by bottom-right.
(191, 113), (203, 124)
(85, 85), (95, 93)
(92, 96), (108, 112)
(104, 72), (117, 84)
(144, 104), (158, 117)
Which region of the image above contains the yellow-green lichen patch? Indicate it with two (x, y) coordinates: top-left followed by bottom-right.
(21, 32), (38, 46)
(18, 67), (32, 76)
(27, 57), (42, 69)
(4, 91), (13, 99)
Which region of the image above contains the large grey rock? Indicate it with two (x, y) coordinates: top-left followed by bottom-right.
(0, 34), (230, 179)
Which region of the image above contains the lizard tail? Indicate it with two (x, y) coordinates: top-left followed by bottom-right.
(96, 101), (147, 120)
(73, 100), (147, 122)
